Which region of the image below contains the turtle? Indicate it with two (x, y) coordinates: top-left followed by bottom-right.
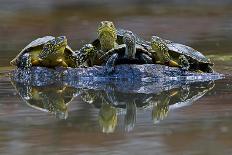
(88, 21), (150, 66)
(99, 31), (153, 73)
(65, 44), (97, 68)
(10, 36), (77, 68)
(150, 36), (214, 73)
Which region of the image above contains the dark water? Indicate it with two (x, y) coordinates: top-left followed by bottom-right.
(1, 1), (232, 154)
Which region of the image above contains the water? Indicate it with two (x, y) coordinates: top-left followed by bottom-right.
(1, 0), (232, 154)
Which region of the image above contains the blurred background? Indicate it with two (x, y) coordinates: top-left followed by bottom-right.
(0, 0), (232, 68)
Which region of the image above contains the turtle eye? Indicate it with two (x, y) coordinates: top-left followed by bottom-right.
(100, 21), (106, 27)
(109, 22), (114, 28)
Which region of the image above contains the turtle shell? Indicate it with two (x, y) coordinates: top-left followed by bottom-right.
(148, 36), (213, 65)
(100, 44), (152, 62)
(154, 37), (213, 65)
(11, 36), (74, 66)
(10, 36), (55, 65)
(166, 42), (213, 65)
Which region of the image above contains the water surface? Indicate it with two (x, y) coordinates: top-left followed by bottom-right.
(0, 1), (232, 154)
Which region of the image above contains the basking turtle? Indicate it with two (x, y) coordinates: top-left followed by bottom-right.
(99, 31), (153, 72)
(150, 36), (214, 73)
(10, 36), (76, 68)
(89, 21), (150, 66)
(65, 44), (96, 68)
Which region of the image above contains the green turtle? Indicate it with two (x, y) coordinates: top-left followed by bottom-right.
(89, 21), (150, 66)
(93, 21), (118, 53)
(10, 36), (76, 68)
(99, 31), (153, 72)
(150, 36), (214, 73)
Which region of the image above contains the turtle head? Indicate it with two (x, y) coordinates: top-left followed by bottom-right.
(53, 36), (67, 51)
(40, 36), (67, 59)
(151, 36), (168, 52)
(11, 53), (32, 68)
(80, 44), (96, 57)
(97, 21), (117, 51)
(98, 21), (116, 39)
(73, 44), (96, 66)
(123, 31), (136, 59)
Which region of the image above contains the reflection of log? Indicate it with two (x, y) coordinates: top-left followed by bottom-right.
(10, 64), (223, 87)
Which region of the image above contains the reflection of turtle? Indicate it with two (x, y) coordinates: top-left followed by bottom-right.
(100, 31), (153, 73)
(80, 89), (98, 104)
(98, 100), (118, 134)
(10, 36), (75, 68)
(124, 101), (137, 132)
(150, 36), (214, 73)
(149, 89), (180, 124)
(151, 92), (171, 124)
(80, 80), (215, 132)
(11, 80), (78, 119)
(150, 81), (215, 123)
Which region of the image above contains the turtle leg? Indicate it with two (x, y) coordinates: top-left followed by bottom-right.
(56, 59), (68, 67)
(149, 49), (160, 64)
(205, 66), (214, 73)
(139, 53), (153, 64)
(179, 55), (190, 70)
(105, 53), (119, 73)
(195, 70), (204, 73)
(18, 53), (32, 68)
(168, 60), (179, 67)
(31, 59), (41, 66)
(163, 51), (179, 67)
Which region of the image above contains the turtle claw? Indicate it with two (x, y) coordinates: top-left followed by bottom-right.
(181, 65), (189, 71)
(207, 66), (214, 73)
(140, 53), (153, 64)
(105, 53), (118, 74)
